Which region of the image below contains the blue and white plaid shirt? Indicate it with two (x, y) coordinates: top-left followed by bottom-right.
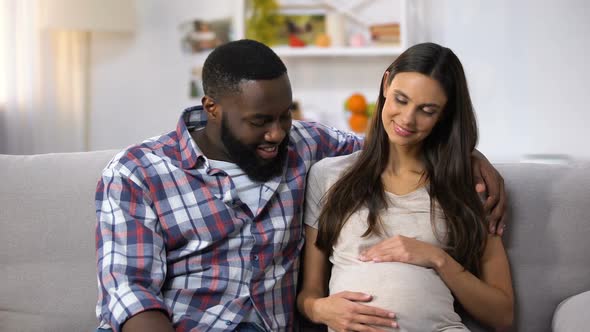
(95, 106), (362, 331)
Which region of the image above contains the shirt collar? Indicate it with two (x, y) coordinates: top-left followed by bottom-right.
(177, 105), (207, 169)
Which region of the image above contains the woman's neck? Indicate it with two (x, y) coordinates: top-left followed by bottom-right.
(382, 144), (427, 195)
(385, 143), (424, 175)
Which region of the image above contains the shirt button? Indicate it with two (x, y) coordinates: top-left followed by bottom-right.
(253, 255), (259, 261)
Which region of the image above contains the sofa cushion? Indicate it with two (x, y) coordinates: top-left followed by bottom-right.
(0, 150), (118, 332)
(552, 290), (590, 331)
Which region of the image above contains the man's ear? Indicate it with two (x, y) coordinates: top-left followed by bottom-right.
(202, 95), (219, 119)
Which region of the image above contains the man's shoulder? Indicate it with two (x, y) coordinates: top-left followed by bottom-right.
(289, 120), (353, 141)
(287, 121), (325, 158)
(104, 131), (179, 174)
(289, 120), (323, 139)
(289, 120), (361, 153)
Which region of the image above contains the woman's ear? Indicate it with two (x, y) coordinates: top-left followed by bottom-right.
(382, 71), (391, 96)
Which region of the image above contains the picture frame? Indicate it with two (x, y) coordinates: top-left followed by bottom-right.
(275, 7), (326, 46)
(179, 17), (233, 54)
(245, 0), (326, 47)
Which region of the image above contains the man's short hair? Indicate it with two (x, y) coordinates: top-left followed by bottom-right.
(202, 39), (287, 99)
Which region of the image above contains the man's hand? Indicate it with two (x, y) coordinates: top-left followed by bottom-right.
(312, 292), (397, 332)
(472, 151), (507, 235)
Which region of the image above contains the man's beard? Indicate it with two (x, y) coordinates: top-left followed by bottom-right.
(221, 117), (289, 182)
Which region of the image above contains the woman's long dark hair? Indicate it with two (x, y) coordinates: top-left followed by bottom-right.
(315, 42), (488, 276)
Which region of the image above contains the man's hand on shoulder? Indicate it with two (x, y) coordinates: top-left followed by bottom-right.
(472, 150), (507, 236)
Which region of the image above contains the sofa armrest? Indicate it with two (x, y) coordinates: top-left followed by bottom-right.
(552, 290), (590, 331)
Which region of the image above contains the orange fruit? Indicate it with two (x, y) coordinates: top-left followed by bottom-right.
(315, 34), (331, 47)
(349, 113), (369, 133)
(346, 93), (367, 114)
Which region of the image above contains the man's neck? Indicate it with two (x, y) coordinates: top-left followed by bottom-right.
(190, 127), (231, 162)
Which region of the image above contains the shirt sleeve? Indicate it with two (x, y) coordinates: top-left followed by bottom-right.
(311, 121), (364, 160)
(291, 121), (363, 162)
(95, 165), (170, 332)
(304, 160), (328, 230)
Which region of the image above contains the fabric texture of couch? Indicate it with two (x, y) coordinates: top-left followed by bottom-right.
(1, 150), (589, 332)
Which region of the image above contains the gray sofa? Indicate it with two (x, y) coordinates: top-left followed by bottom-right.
(1, 150), (589, 332)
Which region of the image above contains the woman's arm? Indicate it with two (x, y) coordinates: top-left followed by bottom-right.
(360, 234), (514, 329)
(297, 226), (397, 332)
(435, 235), (514, 329)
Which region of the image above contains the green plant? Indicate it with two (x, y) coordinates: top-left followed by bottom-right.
(246, 0), (284, 45)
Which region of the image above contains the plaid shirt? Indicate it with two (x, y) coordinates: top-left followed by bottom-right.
(95, 106), (362, 332)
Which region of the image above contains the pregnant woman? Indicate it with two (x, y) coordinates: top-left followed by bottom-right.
(297, 43), (513, 332)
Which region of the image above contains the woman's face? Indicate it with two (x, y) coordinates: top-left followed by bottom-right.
(381, 71), (448, 149)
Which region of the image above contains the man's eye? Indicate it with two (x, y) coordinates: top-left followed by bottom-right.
(250, 120), (265, 127)
(281, 111), (292, 120)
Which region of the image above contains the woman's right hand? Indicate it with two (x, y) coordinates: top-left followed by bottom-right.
(312, 291), (398, 332)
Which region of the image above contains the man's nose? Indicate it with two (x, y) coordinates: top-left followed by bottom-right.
(264, 121), (286, 143)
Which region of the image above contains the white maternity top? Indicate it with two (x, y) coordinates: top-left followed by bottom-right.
(304, 151), (469, 332)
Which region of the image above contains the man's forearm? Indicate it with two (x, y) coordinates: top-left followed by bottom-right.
(122, 310), (175, 332)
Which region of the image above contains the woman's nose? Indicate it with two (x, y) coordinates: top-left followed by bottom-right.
(399, 108), (416, 126)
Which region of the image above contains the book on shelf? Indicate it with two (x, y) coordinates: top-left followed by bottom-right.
(369, 23), (400, 46)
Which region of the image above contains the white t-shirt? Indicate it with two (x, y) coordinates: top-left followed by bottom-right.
(208, 159), (263, 215)
(304, 151), (470, 332)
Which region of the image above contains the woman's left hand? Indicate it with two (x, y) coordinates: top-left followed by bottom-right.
(358, 235), (446, 269)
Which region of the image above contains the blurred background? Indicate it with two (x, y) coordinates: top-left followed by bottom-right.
(1, 0), (589, 163)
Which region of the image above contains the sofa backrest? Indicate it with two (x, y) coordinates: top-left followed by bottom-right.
(0, 150), (118, 332)
(493, 162), (590, 332)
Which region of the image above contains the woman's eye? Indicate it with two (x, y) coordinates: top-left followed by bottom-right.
(395, 96), (407, 104)
(421, 108), (436, 116)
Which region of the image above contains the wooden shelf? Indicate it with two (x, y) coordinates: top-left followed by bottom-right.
(272, 46), (404, 57)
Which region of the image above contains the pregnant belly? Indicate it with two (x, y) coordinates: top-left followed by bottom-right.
(329, 262), (467, 332)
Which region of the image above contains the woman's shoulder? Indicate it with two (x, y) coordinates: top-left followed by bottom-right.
(309, 150), (361, 178)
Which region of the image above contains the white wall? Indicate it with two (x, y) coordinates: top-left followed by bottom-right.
(89, 0), (237, 150)
(418, 0), (590, 162)
(89, 0), (590, 162)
